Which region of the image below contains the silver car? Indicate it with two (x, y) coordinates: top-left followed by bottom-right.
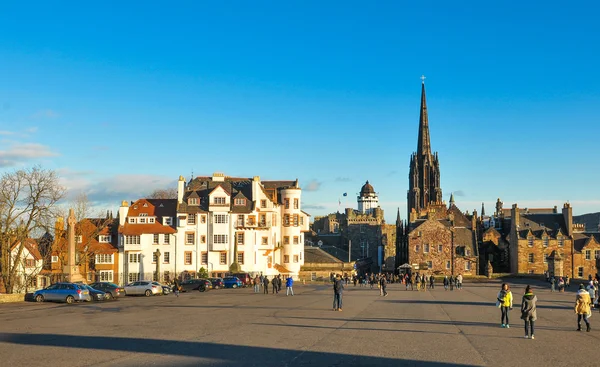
(33, 282), (92, 304)
(124, 281), (162, 296)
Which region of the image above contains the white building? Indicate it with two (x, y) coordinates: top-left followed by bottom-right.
(176, 173), (310, 279)
(115, 173), (311, 284)
(10, 239), (48, 292)
(117, 199), (177, 283)
(357, 180), (380, 215)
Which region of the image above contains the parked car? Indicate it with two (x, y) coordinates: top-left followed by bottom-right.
(81, 284), (107, 302)
(33, 282), (91, 304)
(124, 281), (162, 296)
(179, 278), (210, 292)
(223, 277), (243, 289)
(152, 281), (171, 295)
(207, 278), (224, 289)
(88, 282), (125, 299)
(231, 273), (252, 287)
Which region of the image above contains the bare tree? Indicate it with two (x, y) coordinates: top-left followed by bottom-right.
(147, 187), (178, 200)
(0, 166), (65, 293)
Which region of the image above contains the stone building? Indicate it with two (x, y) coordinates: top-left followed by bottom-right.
(401, 81), (479, 275)
(309, 181), (396, 274)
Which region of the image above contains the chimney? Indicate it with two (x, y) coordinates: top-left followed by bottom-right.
(118, 200), (129, 226)
(562, 202), (573, 236)
(55, 217), (65, 239)
(472, 209), (478, 230)
(511, 204), (519, 230)
(177, 175), (185, 204)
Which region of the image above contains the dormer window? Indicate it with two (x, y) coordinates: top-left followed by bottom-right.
(527, 236), (533, 247)
(188, 197), (199, 206)
(99, 235), (111, 243)
(149, 218), (155, 223)
(129, 218), (135, 224)
(139, 218), (146, 224)
(143, 203), (148, 207)
(76, 236), (83, 243)
(543, 237), (548, 247)
(214, 197), (226, 205)
(234, 198), (246, 206)
(140, 213), (148, 217)
(558, 236), (564, 247)
(164, 217), (173, 226)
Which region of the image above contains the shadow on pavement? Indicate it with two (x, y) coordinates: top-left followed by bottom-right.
(0, 332), (475, 366)
(383, 299), (572, 310)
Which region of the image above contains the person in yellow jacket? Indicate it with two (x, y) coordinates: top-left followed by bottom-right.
(575, 283), (592, 332)
(496, 283), (513, 328)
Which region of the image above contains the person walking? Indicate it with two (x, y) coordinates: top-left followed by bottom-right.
(333, 274), (344, 311)
(379, 275), (388, 297)
(253, 275), (260, 293)
(415, 273), (421, 291)
(497, 283), (513, 328)
(575, 284), (592, 332)
(429, 274), (434, 290)
(272, 276), (279, 294)
(587, 281), (596, 309)
(443, 276), (449, 291)
(263, 276), (270, 294)
(521, 285), (538, 339)
(286, 276), (294, 296)
(456, 274), (463, 290)
(550, 276), (556, 292)
(449, 275), (455, 291)
(172, 278), (180, 297)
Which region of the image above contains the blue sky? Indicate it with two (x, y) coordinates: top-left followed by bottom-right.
(1, 1), (599, 222)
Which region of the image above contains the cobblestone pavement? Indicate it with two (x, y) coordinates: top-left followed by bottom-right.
(0, 280), (598, 366)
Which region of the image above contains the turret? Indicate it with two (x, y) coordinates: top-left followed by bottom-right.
(118, 200), (129, 226)
(177, 175), (185, 204)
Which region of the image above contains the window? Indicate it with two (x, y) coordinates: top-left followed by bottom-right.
(578, 267), (584, 278)
(294, 198), (299, 209)
(272, 214), (277, 226)
(152, 253), (158, 263)
(51, 256), (58, 263)
(186, 233), (195, 245)
(236, 215), (245, 226)
(446, 261), (451, 269)
(201, 252), (208, 265)
(544, 253), (549, 264)
(284, 236), (290, 245)
(237, 252), (244, 264)
(188, 214), (196, 225)
(543, 237), (548, 247)
(99, 235), (111, 243)
(293, 214), (299, 226)
(129, 253), (141, 263)
(129, 218), (135, 224)
(586, 250), (591, 260)
(220, 252), (227, 265)
(164, 252), (170, 264)
(465, 249), (471, 256)
(76, 235), (83, 243)
(237, 233), (244, 245)
(149, 218), (155, 223)
(164, 234), (170, 245)
(99, 270), (113, 282)
(528, 253), (534, 263)
(128, 273), (139, 282)
(293, 236), (299, 245)
(284, 255), (290, 263)
(284, 198), (290, 209)
(214, 214), (228, 224)
(465, 262), (471, 271)
(427, 261), (433, 269)
(188, 197), (199, 205)
(164, 217), (172, 226)
(558, 236), (564, 247)
(201, 235), (206, 243)
(438, 244), (443, 252)
(293, 255), (299, 263)
(259, 214), (266, 227)
(184, 252), (192, 265)
(139, 218), (146, 224)
(283, 214), (290, 226)
(95, 254), (113, 264)
(527, 236), (533, 247)
(300, 216), (304, 225)
(153, 234), (159, 244)
(125, 235), (141, 245)
(261, 200), (267, 208)
(25, 259), (35, 267)
(201, 215), (206, 224)
(214, 234), (228, 244)
(262, 237), (268, 245)
(214, 197), (226, 205)
(300, 251), (302, 260)
(424, 244), (430, 253)
(234, 198), (246, 206)
(247, 216), (256, 226)
(415, 245), (420, 253)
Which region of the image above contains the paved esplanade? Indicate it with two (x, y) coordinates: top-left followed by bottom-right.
(0, 280), (598, 366)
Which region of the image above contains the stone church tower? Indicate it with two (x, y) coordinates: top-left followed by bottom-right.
(407, 80), (442, 218)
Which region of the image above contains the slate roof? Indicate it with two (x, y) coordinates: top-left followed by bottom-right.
(11, 238), (43, 260)
(573, 232), (600, 253)
(120, 199), (177, 236)
(304, 247), (345, 264)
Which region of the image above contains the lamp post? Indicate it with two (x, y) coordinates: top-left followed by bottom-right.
(154, 249), (161, 282)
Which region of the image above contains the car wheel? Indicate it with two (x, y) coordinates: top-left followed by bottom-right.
(199, 287), (205, 292)
(145, 289), (152, 297)
(35, 294), (44, 303)
(66, 296), (75, 304)
(104, 292), (112, 300)
(232, 284), (238, 289)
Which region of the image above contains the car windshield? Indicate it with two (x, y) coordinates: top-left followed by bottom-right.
(107, 283), (119, 288)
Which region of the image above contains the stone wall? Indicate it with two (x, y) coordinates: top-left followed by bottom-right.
(515, 238), (574, 276)
(0, 294), (25, 303)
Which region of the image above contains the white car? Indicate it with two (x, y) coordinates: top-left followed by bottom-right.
(124, 281), (162, 296)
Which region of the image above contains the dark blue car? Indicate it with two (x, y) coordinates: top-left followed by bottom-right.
(222, 277), (243, 289)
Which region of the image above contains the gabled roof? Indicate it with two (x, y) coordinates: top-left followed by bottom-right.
(11, 238), (42, 260)
(573, 233), (600, 253)
(120, 222), (176, 235)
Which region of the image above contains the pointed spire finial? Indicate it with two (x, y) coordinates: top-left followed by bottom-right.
(420, 74), (426, 84)
(417, 78), (431, 156)
(481, 202), (486, 217)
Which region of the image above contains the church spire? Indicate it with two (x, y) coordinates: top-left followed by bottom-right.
(449, 192), (455, 208)
(481, 202), (486, 217)
(417, 76), (431, 157)
(396, 207), (401, 226)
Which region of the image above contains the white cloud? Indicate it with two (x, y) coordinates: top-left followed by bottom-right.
(0, 130), (15, 136)
(32, 109), (60, 119)
(303, 180), (322, 192)
(0, 142), (59, 167)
